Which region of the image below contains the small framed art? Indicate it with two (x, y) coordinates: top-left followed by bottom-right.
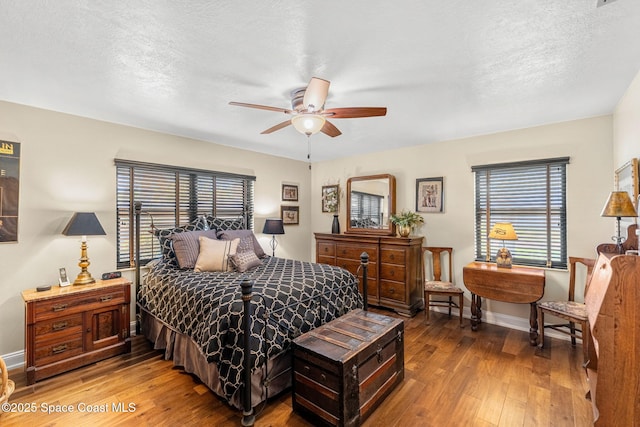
(58, 267), (71, 287)
(321, 185), (339, 213)
(282, 184), (298, 201)
(281, 205), (299, 225)
(416, 177), (444, 213)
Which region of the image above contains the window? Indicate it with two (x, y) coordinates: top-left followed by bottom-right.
(115, 160), (255, 268)
(472, 157), (569, 269)
(350, 191), (384, 227)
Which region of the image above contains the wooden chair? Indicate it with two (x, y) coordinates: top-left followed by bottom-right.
(537, 256), (595, 362)
(0, 355), (15, 405)
(422, 247), (464, 328)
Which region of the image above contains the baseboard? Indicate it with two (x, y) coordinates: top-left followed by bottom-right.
(429, 306), (574, 342)
(3, 321), (139, 372)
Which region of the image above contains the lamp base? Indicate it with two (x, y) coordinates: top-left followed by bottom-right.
(73, 271), (96, 286)
(496, 247), (513, 269)
(73, 241), (96, 285)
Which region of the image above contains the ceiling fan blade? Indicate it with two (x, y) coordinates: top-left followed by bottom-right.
(261, 120), (292, 134)
(303, 77), (330, 111)
(320, 120), (342, 138)
(323, 107), (387, 119)
(229, 101), (293, 114)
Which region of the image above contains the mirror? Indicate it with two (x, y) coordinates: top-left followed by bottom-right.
(346, 174), (396, 235)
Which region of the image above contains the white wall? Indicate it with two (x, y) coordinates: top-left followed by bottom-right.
(312, 116), (614, 327)
(613, 69), (640, 169)
(0, 100), (311, 357)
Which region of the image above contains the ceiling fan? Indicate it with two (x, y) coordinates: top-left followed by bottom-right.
(229, 77), (387, 137)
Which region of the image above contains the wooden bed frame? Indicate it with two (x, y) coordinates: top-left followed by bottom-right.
(133, 202), (370, 426)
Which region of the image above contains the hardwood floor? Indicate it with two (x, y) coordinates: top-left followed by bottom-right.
(2, 309), (593, 426)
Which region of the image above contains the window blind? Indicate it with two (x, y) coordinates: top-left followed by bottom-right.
(115, 160), (255, 268)
(350, 191), (383, 226)
(472, 157), (569, 269)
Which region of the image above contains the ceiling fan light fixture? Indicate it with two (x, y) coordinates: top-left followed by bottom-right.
(291, 114), (325, 135)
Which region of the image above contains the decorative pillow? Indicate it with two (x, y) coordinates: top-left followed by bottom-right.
(194, 237), (239, 272)
(154, 221), (205, 263)
(217, 230), (267, 259)
(171, 229), (218, 269)
(206, 216), (245, 231)
(230, 248), (263, 273)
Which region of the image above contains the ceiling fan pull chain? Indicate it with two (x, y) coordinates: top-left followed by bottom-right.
(307, 135), (312, 170)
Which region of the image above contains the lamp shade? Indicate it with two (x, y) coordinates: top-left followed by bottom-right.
(262, 218), (285, 235)
(600, 191), (638, 218)
(291, 114), (326, 135)
(488, 222), (518, 240)
(62, 212), (106, 236)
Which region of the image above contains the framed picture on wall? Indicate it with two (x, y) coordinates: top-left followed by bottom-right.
(416, 177), (444, 213)
(321, 185), (339, 213)
(281, 205), (299, 225)
(282, 184), (298, 201)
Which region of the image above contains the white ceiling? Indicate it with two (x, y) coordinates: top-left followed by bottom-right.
(1, 1), (640, 162)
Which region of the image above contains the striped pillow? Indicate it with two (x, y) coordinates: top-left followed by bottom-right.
(171, 229), (218, 269)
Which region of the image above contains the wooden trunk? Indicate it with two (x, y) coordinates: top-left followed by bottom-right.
(292, 309), (404, 427)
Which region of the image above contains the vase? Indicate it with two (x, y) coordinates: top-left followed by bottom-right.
(397, 224), (411, 237)
(331, 214), (340, 234)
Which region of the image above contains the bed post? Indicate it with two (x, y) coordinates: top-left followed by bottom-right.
(240, 277), (255, 427)
(134, 201), (142, 335)
(360, 252), (369, 311)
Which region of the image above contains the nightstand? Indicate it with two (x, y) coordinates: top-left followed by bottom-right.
(21, 278), (131, 384)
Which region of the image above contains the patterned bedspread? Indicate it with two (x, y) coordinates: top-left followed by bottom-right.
(138, 256), (362, 401)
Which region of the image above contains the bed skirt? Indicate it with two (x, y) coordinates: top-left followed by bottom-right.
(140, 308), (293, 409)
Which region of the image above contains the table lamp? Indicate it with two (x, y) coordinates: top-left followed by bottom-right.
(600, 191), (638, 253)
(488, 222), (518, 268)
(62, 212), (106, 285)
(262, 218), (285, 257)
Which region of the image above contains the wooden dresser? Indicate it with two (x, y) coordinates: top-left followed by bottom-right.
(22, 278), (131, 384)
(584, 253), (640, 426)
(315, 233), (423, 317)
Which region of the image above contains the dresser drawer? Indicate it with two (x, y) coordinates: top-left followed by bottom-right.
(317, 242), (336, 257)
(34, 336), (84, 366)
(336, 258), (378, 278)
(380, 280), (406, 302)
(380, 248), (406, 265)
(336, 244), (378, 262)
(380, 263), (406, 282)
(33, 287), (126, 321)
(34, 313), (83, 339)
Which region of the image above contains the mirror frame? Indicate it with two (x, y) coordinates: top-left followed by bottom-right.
(345, 174), (396, 236)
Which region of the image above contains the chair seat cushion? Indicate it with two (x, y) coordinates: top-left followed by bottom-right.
(538, 301), (587, 320)
(425, 280), (463, 293)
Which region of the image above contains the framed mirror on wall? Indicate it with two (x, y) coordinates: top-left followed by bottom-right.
(615, 158), (639, 227)
(345, 174), (396, 236)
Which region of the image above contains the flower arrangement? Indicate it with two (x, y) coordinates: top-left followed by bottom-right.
(390, 210), (424, 227)
(390, 210), (424, 236)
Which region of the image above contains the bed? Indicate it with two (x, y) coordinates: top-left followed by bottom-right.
(133, 204), (365, 425)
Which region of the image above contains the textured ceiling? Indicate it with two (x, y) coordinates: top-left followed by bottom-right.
(1, 1), (639, 162)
